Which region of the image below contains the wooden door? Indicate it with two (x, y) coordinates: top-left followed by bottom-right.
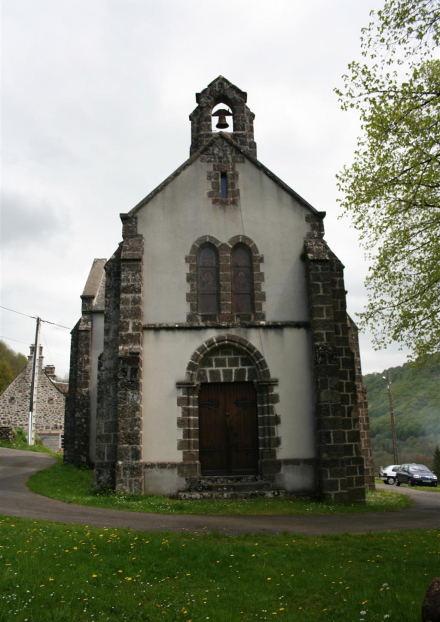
(198, 382), (258, 475)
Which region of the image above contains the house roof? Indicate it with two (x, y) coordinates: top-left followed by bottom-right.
(81, 258), (106, 311)
(122, 132), (325, 220)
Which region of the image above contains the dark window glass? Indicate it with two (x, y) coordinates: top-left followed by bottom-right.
(198, 245), (219, 314)
(232, 245), (253, 313)
(221, 173), (228, 198)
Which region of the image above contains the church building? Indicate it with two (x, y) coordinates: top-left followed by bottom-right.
(64, 77), (374, 501)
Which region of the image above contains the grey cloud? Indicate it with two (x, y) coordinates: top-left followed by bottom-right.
(1, 190), (64, 246)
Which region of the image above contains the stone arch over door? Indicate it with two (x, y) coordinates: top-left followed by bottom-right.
(176, 334), (280, 478)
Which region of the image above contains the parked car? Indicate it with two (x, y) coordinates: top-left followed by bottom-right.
(379, 464), (400, 485)
(395, 464), (438, 487)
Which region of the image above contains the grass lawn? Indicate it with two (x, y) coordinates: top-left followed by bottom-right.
(0, 428), (61, 459)
(27, 462), (413, 516)
(1, 515), (438, 622)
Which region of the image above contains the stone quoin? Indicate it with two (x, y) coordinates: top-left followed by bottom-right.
(65, 77), (375, 500)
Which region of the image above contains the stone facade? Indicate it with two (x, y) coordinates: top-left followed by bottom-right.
(64, 258), (106, 466)
(0, 345), (66, 449)
(65, 76), (373, 501)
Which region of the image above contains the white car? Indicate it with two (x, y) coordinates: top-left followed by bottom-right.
(379, 464), (401, 485)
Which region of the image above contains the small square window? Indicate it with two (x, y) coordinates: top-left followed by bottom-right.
(48, 398), (54, 405)
(9, 396), (16, 404)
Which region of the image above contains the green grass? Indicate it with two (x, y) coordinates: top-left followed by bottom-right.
(1, 515), (438, 621)
(27, 462), (413, 515)
(0, 428), (61, 459)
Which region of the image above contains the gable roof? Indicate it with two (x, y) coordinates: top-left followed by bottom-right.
(122, 132), (324, 219)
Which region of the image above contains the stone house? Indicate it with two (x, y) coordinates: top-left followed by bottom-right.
(0, 345), (67, 450)
(64, 76), (374, 501)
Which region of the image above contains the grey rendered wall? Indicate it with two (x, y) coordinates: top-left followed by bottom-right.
(136, 160), (311, 324)
(141, 327), (315, 463)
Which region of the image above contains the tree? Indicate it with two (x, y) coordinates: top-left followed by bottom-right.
(0, 361), (14, 394)
(336, 0), (440, 363)
(0, 340), (27, 393)
(433, 445), (440, 475)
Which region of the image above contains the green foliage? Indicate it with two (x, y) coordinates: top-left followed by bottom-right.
(364, 356), (440, 469)
(0, 340), (27, 394)
(433, 445), (440, 474)
(336, 0), (440, 362)
(0, 361), (14, 393)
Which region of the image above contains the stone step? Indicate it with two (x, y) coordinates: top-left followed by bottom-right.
(177, 475), (284, 500)
(177, 489), (285, 500)
(187, 480), (273, 492)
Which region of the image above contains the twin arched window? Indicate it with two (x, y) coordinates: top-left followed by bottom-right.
(197, 243), (254, 315)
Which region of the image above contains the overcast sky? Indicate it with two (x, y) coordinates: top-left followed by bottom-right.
(1, 0), (410, 378)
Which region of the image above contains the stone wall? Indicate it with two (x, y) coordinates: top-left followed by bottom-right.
(114, 217), (145, 495)
(94, 248), (122, 489)
(304, 238), (367, 503)
(348, 317), (375, 490)
(190, 76), (257, 158)
(64, 259), (106, 467)
(329, 252), (365, 503)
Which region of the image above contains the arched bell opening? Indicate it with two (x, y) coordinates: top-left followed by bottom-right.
(211, 102), (234, 133)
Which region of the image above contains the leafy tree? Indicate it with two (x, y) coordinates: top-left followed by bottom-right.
(336, 0), (440, 363)
(433, 445), (440, 474)
(0, 361), (14, 394)
(0, 340), (27, 394)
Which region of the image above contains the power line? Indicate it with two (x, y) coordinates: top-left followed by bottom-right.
(0, 305), (72, 331)
(0, 335), (31, 347)
(0, 335), (69, 358)
(0, 305), (36, 319)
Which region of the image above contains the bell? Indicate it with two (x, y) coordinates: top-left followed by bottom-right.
(212, 108), (232, 129)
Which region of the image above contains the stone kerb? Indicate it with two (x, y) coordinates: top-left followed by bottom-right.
(176, 334), (280, 479)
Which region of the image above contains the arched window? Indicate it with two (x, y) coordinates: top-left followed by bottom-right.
(198, 244), (219, 314)
(232, 244), (253, 314)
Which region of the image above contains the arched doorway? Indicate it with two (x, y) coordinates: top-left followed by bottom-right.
(199, 381), (258, 475)
(176, 335), (280, 479)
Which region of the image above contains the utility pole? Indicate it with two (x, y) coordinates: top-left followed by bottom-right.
(28, 317), (41, 445)
(384, 370), (399, 464)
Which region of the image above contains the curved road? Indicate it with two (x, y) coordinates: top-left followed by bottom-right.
(1, 448), (439, 535)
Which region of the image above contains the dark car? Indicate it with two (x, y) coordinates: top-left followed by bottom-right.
(395, 464), (438, 487)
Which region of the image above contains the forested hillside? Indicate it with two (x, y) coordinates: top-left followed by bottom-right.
(364, 357), (440, 471)
(0, 341), (27, 394)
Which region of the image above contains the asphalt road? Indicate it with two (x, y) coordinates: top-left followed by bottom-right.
(1, 447), (439, 535)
